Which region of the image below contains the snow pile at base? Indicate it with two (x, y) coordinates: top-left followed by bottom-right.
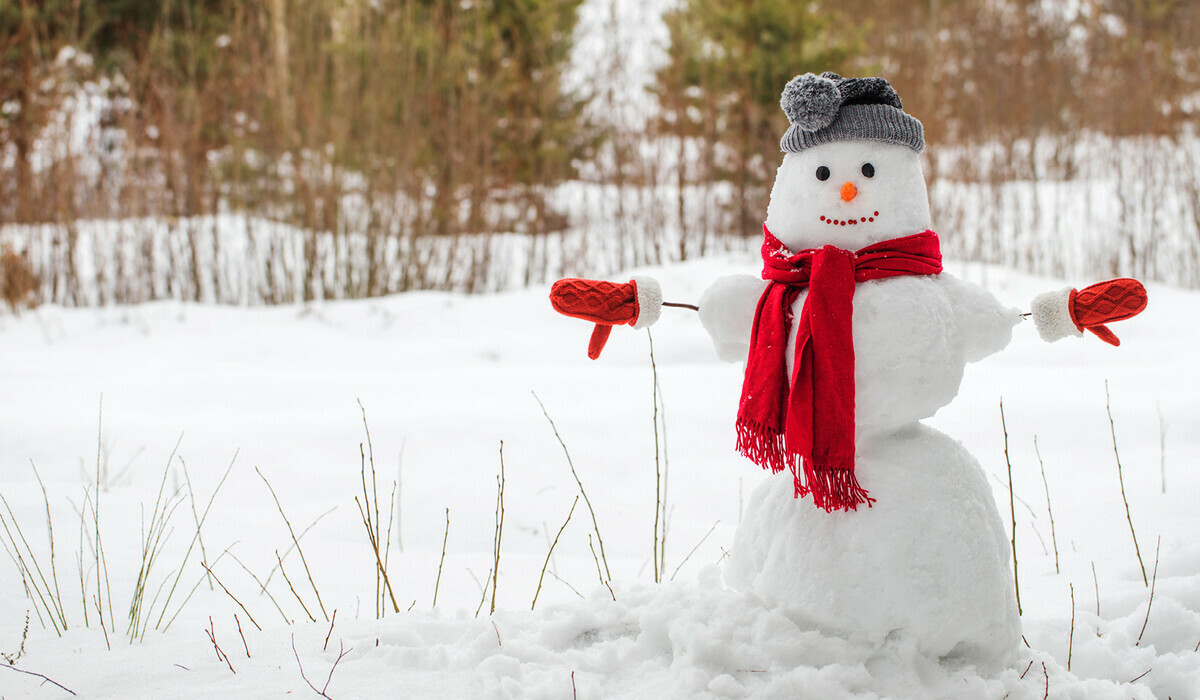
(0, 256), (1198, 698)
(4, 570), (1164, 699)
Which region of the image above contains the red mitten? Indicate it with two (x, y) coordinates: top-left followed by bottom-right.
(550, 277), (662, 359)
(1069, 278), (1148, 346)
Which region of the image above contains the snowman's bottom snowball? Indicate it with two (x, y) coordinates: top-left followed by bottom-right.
(724, 423), (1021, 670)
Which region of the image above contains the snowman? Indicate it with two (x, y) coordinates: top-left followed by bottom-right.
(549, 73), (1147, 668)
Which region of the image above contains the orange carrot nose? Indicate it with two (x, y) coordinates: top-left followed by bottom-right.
(840, 181), (858, 202)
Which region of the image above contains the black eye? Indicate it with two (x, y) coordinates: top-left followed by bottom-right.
(816, 166), (830, 181)
(861, 163), (875, 178)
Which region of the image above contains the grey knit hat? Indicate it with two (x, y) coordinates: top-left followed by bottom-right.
(779, 72), (924, 153)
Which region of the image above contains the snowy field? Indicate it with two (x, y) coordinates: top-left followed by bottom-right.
(0, 255), (1197, 698)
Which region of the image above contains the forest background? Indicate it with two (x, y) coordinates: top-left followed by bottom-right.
(2, 0), (1200, 308)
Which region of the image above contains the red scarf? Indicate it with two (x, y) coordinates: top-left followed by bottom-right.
(736, 226), (943, 512)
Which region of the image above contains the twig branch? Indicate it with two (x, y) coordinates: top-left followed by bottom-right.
(1033, 436), (1059, 574)
(532, 497), (578, 610)
(670, 520), (720, 581)
(236, 614), (250, 658)
(258, 468), (330, 619)
(324, 609), (337, 652)
(1106, 380), (1147, 586)
(276, 551), (317, 623)
(201, 563), (262, 631)
(433, 508), (449, 609)
(1068, 583), (1075, 672)
(490, 442), (506, 615)
(532, 392), (610, 581)
(1000, 399), (1022, 616)
(292, 634), (350, 699)
(205, 616), (235, 674)
(1136, 536), (1161, 646)
(0, 661), (77, 695)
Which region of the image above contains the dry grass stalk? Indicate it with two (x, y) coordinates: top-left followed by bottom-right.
(433, 508), (449, 609)
(157, 454), (236, 632)
(324, 610), (337, 653)
(490, 442), (507, 615)
(587, 535), (616, 601)
(258, 467), (329, 620)
(2, 611), (29, 665)
(201, 562), (262, 632)
(1105, 381), (1148, 586)
(532, 496), (579, 611)
(548, 571), (585, 600)
(206, 616), (236, 674)
(999, 399), (1022, 616)
(1032, 437), (1060, 574)
(276, 551), (317, 624)
(228, 552), (292, 626)
(236, 614), (251, 658)
(1092, 562), (1101, 618)
(474, 568), (493, 619)
(264, 508), (337, 588)
(93, 595), (110, 651)
(1068, 583), (1075, 672)
(648, 330), (667, 583)
(532, 392), (611, 581)
(92, 397), (115, 640)
(29, 462), (66, 629)
(128, 436), (187, 642)
(1136, 537), (1162, 647)
(355, 401), (401, 618)
(670, 520), (720, 582)
(0, 489), (66, 635)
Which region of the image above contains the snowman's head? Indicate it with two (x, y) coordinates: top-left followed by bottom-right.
(764, 140), (931, 252)
(765, 73), (930, 252)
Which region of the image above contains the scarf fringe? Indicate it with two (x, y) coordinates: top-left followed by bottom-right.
(738, 418), (874, 512)
(735, 419), (788, 474)
(799, 458), (875, 513)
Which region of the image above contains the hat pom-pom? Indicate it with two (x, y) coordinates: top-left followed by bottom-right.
(781, 73), (841, 131)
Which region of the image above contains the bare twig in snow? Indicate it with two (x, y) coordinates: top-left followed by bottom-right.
(201, 563), (262, 631)
(490, 442), (506, 615)
(259, 467), (329, 619)
(433, 508), (449, 608)
(670, 520), (720, 581)
(205, 616), (235, 674)
(276, 551), (317, 623)
(1136, 537), (1161, 646)
(1033, 437), (1060, 574)
(1067, 583), (1075, 672)
(0, 662), (77, 695)
(1106, 381), (1147, 586)
(324, 610), (338, 652)
(235, 614), (250, 658)
(1000, 399), (1021, 615)
(532, 497), (578, 610)
(292, 634), (350, 699)
(532, 392), (610, 581)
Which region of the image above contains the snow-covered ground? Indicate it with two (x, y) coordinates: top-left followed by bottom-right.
(0, 256), (1196, 698)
